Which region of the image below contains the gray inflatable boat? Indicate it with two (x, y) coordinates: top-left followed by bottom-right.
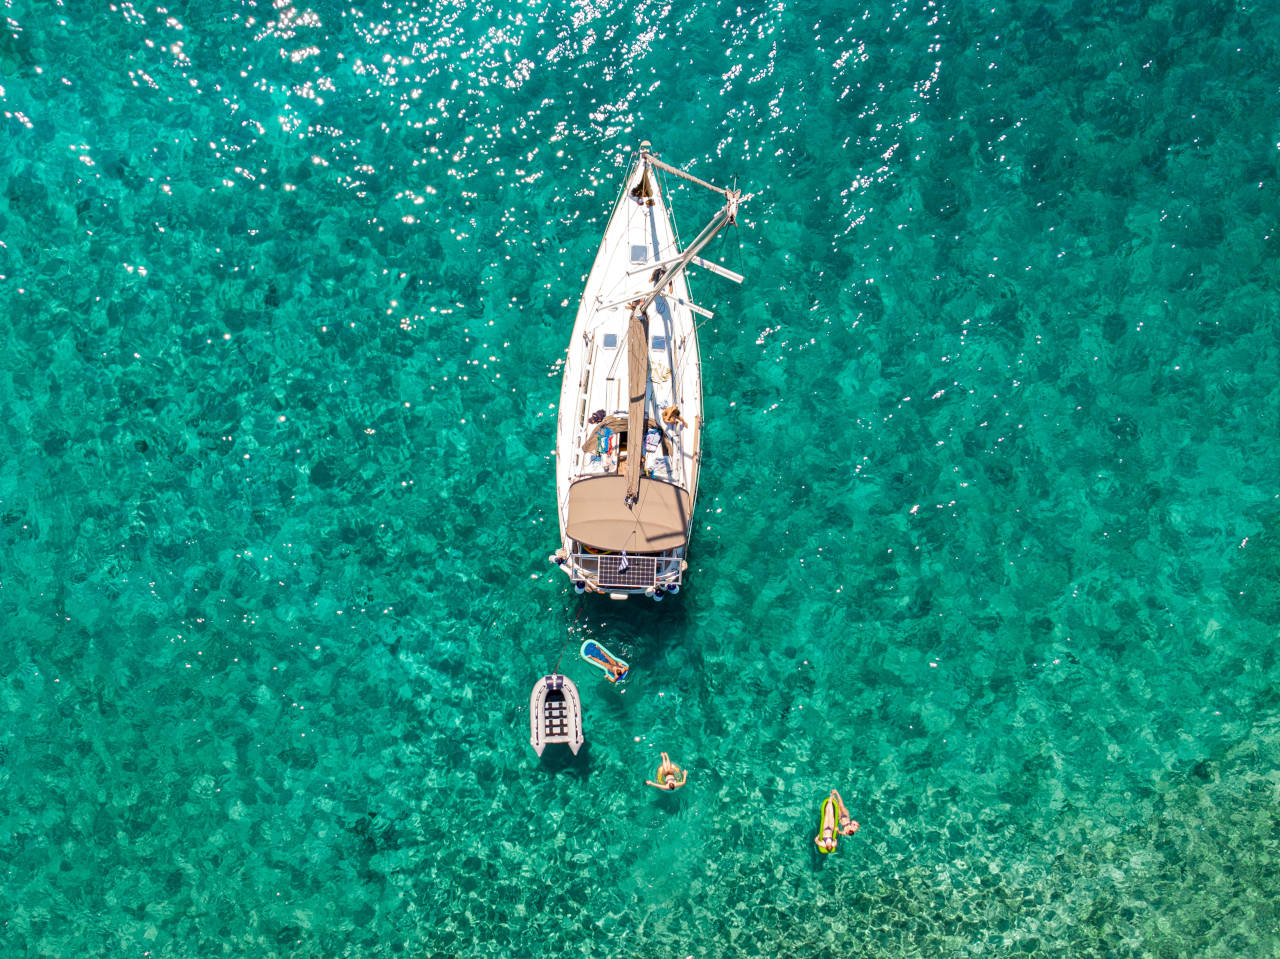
(529, 673), (584, 756)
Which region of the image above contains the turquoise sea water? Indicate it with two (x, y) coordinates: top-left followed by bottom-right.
(3, 0), (1280, 955)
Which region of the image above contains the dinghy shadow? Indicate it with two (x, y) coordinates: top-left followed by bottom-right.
(534, 741), (593, 779)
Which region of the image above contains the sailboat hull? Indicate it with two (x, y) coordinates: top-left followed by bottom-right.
(553, 147), (704, 599)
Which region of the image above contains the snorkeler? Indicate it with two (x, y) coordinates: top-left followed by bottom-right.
(645, 752), (687, 791)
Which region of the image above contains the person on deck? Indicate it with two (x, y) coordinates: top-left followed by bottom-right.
(645, 752), (687, 791)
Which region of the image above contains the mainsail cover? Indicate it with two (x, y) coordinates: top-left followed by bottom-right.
(624, 306), (648, 504)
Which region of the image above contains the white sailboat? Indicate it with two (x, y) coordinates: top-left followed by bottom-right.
(551, 141), (750, 600)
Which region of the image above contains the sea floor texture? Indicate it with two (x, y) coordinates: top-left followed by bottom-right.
(2, 0), (1279, 956)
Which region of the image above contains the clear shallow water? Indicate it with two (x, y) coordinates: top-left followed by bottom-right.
(2, 0), (1279, 955)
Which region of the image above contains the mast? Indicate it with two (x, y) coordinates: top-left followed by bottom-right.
(624, 143), (749, 507)
(632, 145), (745, 318)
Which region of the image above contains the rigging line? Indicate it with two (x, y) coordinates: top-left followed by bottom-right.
(611, 146), (639, 211)
(645, 151), (732, 198)
(729, 174), (745, 271)
(732, 210), (746, 273)
(553, 601), (585, 674)
(649, 159), (680, 254)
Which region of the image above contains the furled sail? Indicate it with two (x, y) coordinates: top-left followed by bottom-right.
(624, 305), (649, 505)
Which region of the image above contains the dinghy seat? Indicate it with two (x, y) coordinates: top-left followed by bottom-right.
(544, 675), (569, 736)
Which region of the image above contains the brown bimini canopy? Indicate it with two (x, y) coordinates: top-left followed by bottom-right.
(565, 476), (691, 552)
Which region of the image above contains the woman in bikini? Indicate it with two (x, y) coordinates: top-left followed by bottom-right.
(645, 752), (687, 790)
(815, 798), (838, 853)
(585, 648), (627, 682)
(832, 789), (860, 836)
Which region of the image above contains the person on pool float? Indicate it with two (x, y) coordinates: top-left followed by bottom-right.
(815, 798), (838, 852)
(586, 647), (628, 682)
(645, 752), (687, 790)
(832, 789), (860, 836)
(601, 658), (628, 682)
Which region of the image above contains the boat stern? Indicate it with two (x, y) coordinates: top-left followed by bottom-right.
(550, 544), (685, 600)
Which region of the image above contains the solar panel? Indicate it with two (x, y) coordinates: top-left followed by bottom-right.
(597, 554), (657, 589)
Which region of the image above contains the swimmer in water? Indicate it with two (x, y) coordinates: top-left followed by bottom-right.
(645, 752), (687, 791)
(832, 789), (860, 836)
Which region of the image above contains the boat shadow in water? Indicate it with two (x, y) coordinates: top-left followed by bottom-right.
(535, 741), (593, 779)
(575, 587), (693, 639)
